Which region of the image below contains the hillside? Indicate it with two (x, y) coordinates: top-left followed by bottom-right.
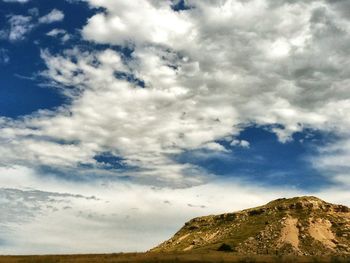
(151, 196), (350, 256)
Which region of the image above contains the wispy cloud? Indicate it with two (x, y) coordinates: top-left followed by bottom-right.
(46, 28), (70, 42)
(39, 9), (64, 24)
(0, 49), (10, 64)
(0, 9), (65, 42)
(0, 165), (305, 254)
(7, 15), (34, 41)
(2, 0), (30, 3)
(0, 165), (349, 254)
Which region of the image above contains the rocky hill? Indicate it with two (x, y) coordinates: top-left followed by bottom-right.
(151, 196), (350, 256)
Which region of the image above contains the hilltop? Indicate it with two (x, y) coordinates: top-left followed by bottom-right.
(151, 196), (350, 256)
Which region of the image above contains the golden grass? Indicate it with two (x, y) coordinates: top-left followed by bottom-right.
(0, 252), (349, 263)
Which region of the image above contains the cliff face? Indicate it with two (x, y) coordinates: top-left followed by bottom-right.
(151, 196), (350, 256)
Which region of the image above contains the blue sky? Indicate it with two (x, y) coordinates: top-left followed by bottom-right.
(0, 0), (350, 254)
(0, 0), (93, 117)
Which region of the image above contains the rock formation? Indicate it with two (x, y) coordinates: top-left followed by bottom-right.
(151, 196), (350, 256)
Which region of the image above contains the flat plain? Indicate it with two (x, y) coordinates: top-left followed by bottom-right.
(0, 252), (350, 263)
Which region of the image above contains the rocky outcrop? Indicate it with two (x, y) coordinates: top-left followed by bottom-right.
(151, 196), (350, 256)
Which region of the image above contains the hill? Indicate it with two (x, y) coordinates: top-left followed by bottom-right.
(151, 196), (350, 256)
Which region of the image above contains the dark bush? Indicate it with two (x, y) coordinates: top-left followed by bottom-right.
(217, 243), (233, 252)
(248, 209), (265, 216)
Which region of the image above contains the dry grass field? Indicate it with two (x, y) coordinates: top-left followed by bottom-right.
(0, 252), (349, 263)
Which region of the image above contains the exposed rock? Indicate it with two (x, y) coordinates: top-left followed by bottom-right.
(151, 196), (350, 256)
(278, 216), (300, 251)
(308, 218), (336, 249)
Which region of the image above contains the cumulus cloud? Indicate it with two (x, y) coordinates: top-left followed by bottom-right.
(39, 9), (64, 24)
(2, 0), (350, 253)
(1, 0), (350, 187)
(79, 0), (350, 181)
(82, 0), (193, 47)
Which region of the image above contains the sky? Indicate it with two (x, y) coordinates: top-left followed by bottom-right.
(0, 0), (350, 255)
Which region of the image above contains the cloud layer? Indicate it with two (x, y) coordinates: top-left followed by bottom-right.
(1, 0), (350, 185)
(1, 165), (350, 254)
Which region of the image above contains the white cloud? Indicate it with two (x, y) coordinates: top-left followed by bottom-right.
(2, 0), (29, 3)
(7, 15), (33, 41)
(231, 139), (250, 148)
(28, 7), (39, 17)
(1, 0), (350, 187)
(82, 0), (193, 47)
(1, 0), (350, 253)
(46, 28), (66, 36)
(310, 135), (350, 186)
(0, 165), (302, 254)
(46, 28), (70, 42)
(1, 165), (349, 254)
(0, 49), (10, 64)
(39, 9), (64, 24)
(0, 9), (64, 42)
